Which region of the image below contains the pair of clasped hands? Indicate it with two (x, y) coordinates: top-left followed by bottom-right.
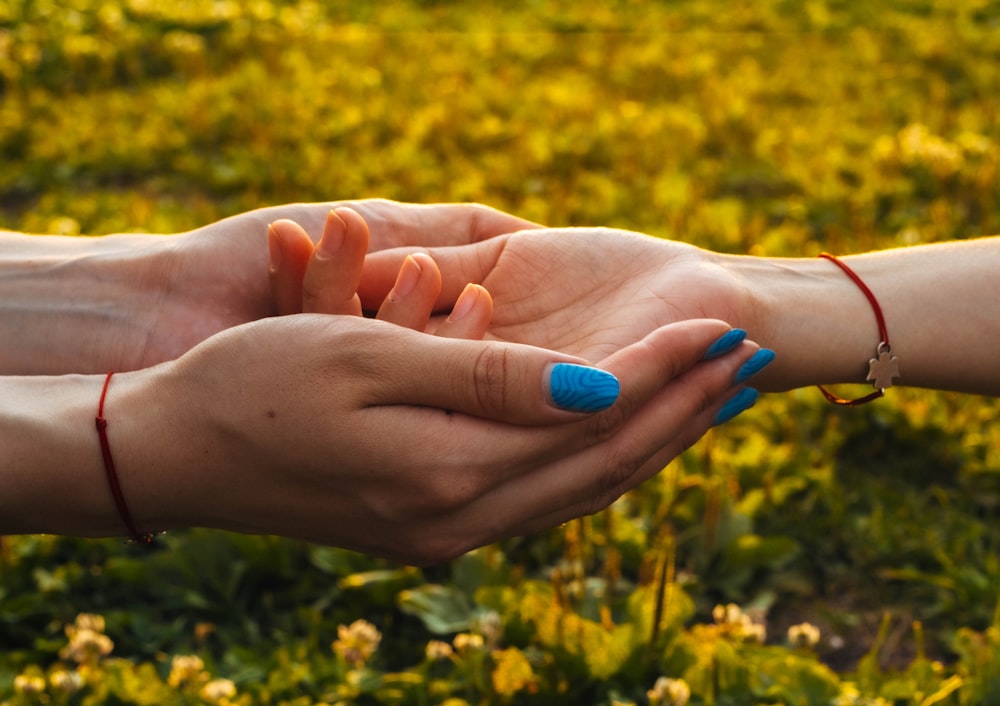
(115, 201), (772, 564)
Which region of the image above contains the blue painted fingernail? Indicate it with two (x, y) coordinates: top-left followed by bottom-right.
(548, 363), (620, 413)
(714, 387), (759, 426)
(735, 349), (776, 384)
(704, 328), (747, 360)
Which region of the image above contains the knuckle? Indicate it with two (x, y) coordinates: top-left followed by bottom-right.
(383, 465), (485, 520)
(582, 394), (631, 446)
(585, 451), (644, 516)
(470, 346), (511, 417)
(424, 474), (481, 516)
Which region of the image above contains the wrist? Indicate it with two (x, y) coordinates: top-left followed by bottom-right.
(721, 253), (877, 392)
(0, 374), (127, 536)
(0, 366), (207, 540)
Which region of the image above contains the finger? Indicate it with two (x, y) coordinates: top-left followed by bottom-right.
(433, 284), (493, 340)
(302, 208), (369, 315)
(516, 370), (759, 536)
(416, 340), (764, 554)
(357, 319), (618, 424)
(497, 320), (745, 471)
(267, 220), (315, 315)
(358, 237), (510, 311)
(375, 253), (443, 331)
(333, 321), (758, 559)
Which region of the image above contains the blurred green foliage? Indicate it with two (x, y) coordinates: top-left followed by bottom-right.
(3, 0), (1000, 704)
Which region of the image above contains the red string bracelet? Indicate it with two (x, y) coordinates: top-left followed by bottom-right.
(816, 252), (900, 406)
(96, 372), (156, 545)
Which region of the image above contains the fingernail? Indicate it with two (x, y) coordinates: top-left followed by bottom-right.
(714, 387), (759, 426)
(316, 210), (346, 259)
(266, 223), (282, 272)
(735, 349), (776, 384)
(703, 328), (747, 360)
(448, 283), (479, 322)
(548, 363), (620, 413)
(390, 255), (422, 299)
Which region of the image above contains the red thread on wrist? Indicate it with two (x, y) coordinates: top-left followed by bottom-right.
(96, 372), (155, 545)
(816, 252), (899, 406)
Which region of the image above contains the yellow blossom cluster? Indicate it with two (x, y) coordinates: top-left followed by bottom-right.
(787, 621), (822, 649)
(59, 612), (114, 664)
(711, 603), (766, 643)
(647, 676), (691, 706)
(200, 677), (238, 705)
(332, 619), (382, 668)
(168, 654), (208, 688)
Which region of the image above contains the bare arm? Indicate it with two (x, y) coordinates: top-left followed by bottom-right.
(0, 318), (764, 560)
(359, 230), (1000, 397)
(0, 201), (536, 375)
(736, 237), (1000, 395)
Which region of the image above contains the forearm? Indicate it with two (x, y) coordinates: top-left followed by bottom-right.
(0, 231), (177, 374)
(0, 203), (369, 375)
(732, 237), (1000, 395)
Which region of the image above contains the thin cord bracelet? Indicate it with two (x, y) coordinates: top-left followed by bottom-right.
(95, 372), (157, 545)
(816, 252), (900, 406)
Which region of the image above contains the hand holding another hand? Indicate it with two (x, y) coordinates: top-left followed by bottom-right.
(1, 203), (772, 560)
(141, 208), (762, 562)
(356, 226), (756, 362)
(109, 314), (763, 562)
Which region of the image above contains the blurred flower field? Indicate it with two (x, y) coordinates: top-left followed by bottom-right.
(3, 1), (1000, 704)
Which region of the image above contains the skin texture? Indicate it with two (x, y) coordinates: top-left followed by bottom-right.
(1, 318), (763, 562)
(0, 201), (767, 561)
(356, 229), (1000, 395)
(267, 209), (493, 339)
(12, 198), (992, 560)
(0, 200), (536, 375)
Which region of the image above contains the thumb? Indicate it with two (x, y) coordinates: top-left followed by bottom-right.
(363, 323), (619, 424)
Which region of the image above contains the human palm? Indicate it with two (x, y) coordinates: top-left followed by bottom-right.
(360, 227), (753, 362)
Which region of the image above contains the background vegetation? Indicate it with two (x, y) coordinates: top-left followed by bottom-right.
(3, 0), (1000, 703)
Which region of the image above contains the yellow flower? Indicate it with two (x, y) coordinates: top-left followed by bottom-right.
(425, 639), (454, 661)
(452, 632), (484, 655)
(14, 673), (46, 695)
(712, 603), (766, 643)
(73, 613), (106, 633)
(647, 677), (690, 706)
(787, 622), (821, 649)
(168, 654), (207, 688)
(332, 619), (382, 667)
(200, 678), (237, 704)
(60, 616), (114, 665)
(490, 647), (535, 697)
(50, 669), (84, 693)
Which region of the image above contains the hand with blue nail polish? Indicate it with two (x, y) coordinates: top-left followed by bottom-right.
(1, 192), (785, 562)
(735, 349), (776, 385)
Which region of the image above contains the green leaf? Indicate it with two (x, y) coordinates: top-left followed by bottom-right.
(398, 584), (474, 634)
